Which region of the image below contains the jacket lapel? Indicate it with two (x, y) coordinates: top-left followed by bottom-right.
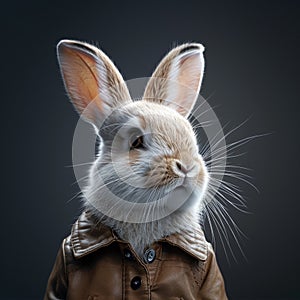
(70, 211), (208, 261)
(71, 212), (118, 258)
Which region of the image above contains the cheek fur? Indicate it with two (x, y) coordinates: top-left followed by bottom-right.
(196, 157), (209, 187)
(143, 160), (168, 188)
(143, 156), (179, 188)
(129, 150), (140, 166)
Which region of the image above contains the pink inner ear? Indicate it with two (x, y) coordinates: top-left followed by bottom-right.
(178, 53), (203, 94)
(59, 45), (104, 117)
(170, 52), (203, 117)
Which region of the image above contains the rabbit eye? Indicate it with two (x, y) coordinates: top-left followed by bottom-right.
(130, 135), (145, 150)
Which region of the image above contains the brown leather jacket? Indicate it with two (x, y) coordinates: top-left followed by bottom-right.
(44, 212), (228, 299)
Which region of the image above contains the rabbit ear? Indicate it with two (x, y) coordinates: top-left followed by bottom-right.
(143, 43), (205, 117)
(57, 40), (131, 126)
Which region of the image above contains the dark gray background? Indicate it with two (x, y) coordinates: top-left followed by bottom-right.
(1, 0), (299, 299)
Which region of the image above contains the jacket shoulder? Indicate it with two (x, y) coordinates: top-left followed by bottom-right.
(43, 239), (70, 300)
(197, 243), (228, 299)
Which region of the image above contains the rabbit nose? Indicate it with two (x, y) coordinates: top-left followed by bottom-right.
(176, 161), (186, 173)
(175, 160), (195, 175)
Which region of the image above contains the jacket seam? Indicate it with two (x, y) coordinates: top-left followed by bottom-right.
(62, 238), (68, 281)
(198, 256), (207, 289)
(200, 260), (205, 289)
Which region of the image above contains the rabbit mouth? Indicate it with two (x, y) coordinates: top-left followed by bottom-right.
(176, 176), (196, 189)
(164, 176), (198, 195)
(163, 184), (203, 212)
(167, 176), (206, 203)
(181, 176), (193, 188)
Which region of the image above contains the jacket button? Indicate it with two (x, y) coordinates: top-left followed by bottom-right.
(124, 249), (133, 260)
(143, 248), (156, 264)
(131, 276), (142, 290)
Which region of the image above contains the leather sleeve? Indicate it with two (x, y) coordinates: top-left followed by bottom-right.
(198, 243), (228, 299)
(44, 239), (68, 300)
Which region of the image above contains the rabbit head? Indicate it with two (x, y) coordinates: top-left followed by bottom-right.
(57, 40), (209, 226)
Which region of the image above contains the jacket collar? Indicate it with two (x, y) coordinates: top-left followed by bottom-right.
(70, 211), (208, 261)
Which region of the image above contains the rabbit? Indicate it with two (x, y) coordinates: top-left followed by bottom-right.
(44, 40), (228, 300)
(56, 40), (209, 257)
